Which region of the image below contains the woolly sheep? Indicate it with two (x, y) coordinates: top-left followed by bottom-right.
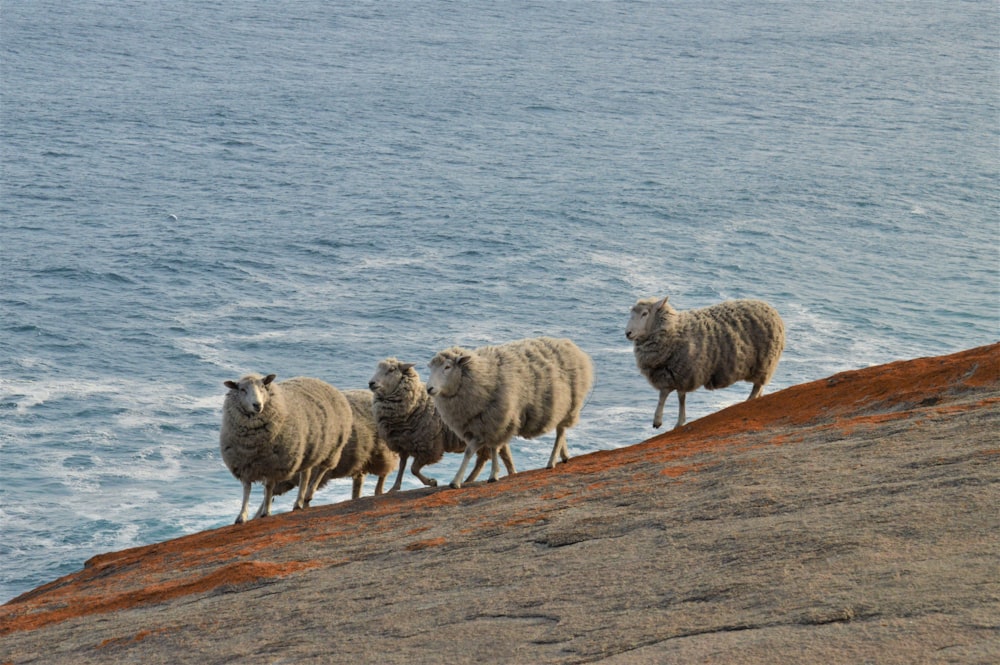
(426, 336), (594, 489)
(220, 373), (353, 524)
(272, 389), (399, 504)
(625, 296), (785, 429)
(369, 358), (515, 491)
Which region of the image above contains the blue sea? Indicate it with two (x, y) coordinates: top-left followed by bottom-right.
(1, 1), (997, 603)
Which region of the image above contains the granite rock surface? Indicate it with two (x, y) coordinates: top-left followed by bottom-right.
(2, 344), (998, 664)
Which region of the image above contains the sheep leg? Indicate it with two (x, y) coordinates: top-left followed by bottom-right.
(303, 469), (328, 507)
(748, 383), (764, 400)
(465, 448), (490, 483)
(388, 453), (409, 492)
(487, 446), (501, 483)
(653, 388), (673, 428)
(351, 474), (364, 500)
(547, 427), (569, 469)
(468, 444), (516, 483)
(500, 444), (516, 475)
(411, 460), (439, 487)
(374, 474), (387, 496)
(235, 480), (253, 525)
(450, 443), (480, 489)
(254, 480), (276, 519)
(294, 468), (313, 510)
(558, 429), (570, 464)
(674, 391), (687, 429)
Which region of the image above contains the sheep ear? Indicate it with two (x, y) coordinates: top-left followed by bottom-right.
(263, 374), (277, 385)
(457, 355), (472, 367)
(400, 362), (416, 372)
(655, 296), (670, 310)
(224, 380), (238, 390)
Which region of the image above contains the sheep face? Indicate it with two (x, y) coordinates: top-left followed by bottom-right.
(224, 373), (277, 416)
(626, 297), (667, 342)
(369, 359), (416, 398)
(426, 351), (470, 398)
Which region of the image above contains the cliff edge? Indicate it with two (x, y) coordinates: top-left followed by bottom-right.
(2, 344), (998, 664)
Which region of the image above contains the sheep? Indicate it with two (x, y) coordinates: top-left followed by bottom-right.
(220, 373), (353, 524)
(272, 390), (399, 505)
(369, 358), (515, 492)
(426, 336), (594, 489)
(625, 296), (786, 430)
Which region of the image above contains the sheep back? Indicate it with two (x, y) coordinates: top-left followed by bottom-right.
(371, 359), (466, 466)
(219, 375), (352, 486)
(633, 298), (785, 393)
(429, 336), (593, 448)
(330, 390), (397, 480)
(275, 389), (397, 496)
(281, 377), (354, 474)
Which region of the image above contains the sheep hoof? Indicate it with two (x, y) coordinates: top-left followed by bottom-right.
(487, 477), (498, 483)
(426, 479), (438, 487)
(234, 517), (245, 525)
(449, 481), (461, 489)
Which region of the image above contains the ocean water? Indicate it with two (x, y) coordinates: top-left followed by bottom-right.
(1, 1), (997, 603)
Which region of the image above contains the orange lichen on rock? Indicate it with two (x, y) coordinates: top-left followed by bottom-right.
(564, 343), (999, 477)
(1, 560), (319, 636)
(1, 343), (996, 638)
(96, 628), (169, 650)
(659, 463), (705, 478)
(497, 506), (551, 528)
(504, 514), (548, 528)
(6, 509), (334, 618)
(405, 537), (448, 551)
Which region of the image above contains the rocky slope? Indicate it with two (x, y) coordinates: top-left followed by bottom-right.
(2, 344), (998, 664)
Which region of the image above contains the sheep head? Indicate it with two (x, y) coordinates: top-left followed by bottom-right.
(626, 297), (669, 342)
(426, 349), (471, 398)
(369, 358), (417, 397)
(224, 373), (277, 416)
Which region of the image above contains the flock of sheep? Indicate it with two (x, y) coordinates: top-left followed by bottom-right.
(220, 296), (786, 523)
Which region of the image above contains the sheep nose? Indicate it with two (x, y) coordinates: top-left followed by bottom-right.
(252, 402), (262, 413)
(368, 380), (377, 390)
(426, 386), (436, 396)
